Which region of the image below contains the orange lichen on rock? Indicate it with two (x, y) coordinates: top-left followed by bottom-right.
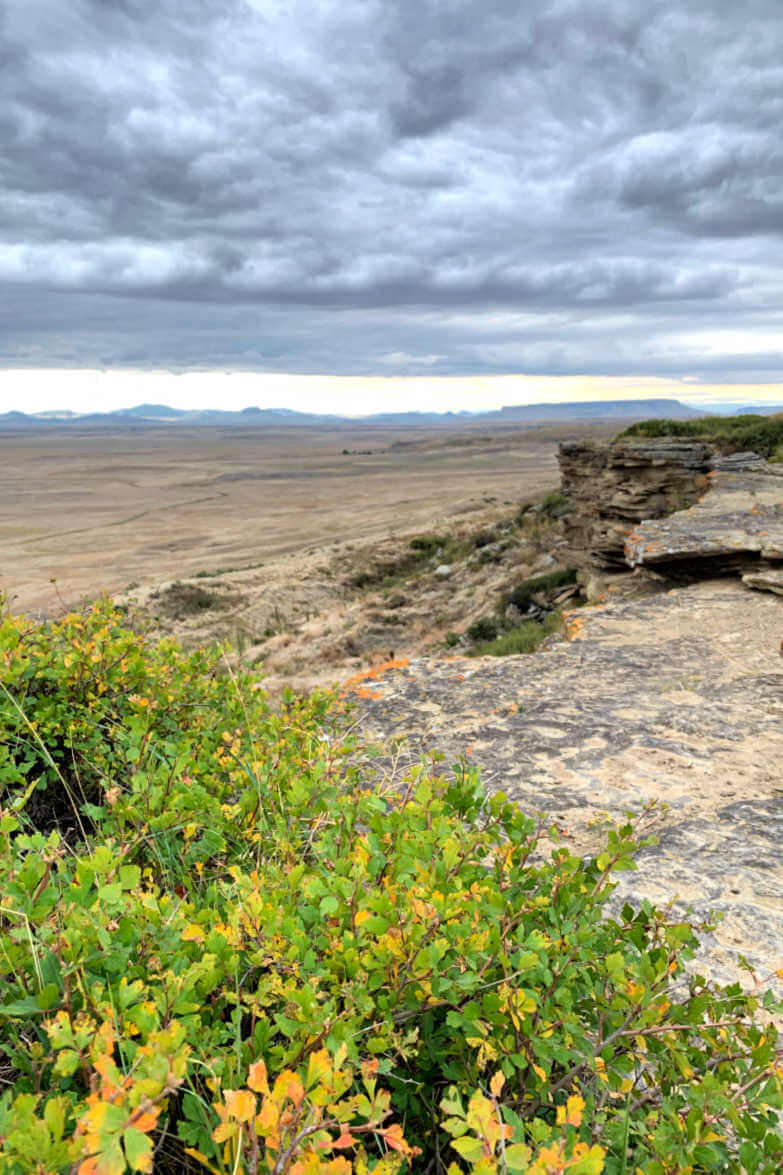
(340, 657), (410, 696)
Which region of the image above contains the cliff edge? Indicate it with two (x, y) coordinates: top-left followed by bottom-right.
(348, 439), (783, 991)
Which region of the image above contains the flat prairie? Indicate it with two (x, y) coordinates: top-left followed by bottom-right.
(0, 420), (614, 618)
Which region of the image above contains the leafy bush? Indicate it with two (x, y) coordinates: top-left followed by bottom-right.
(1, 601), (782, 1174)
(469, 611), (564, 657)
(619, 413), (783, 458)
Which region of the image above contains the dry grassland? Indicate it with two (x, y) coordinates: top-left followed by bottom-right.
(0, 420), (616, 689)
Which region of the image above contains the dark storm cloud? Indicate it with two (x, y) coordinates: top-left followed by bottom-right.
(0, 0), (782, 379)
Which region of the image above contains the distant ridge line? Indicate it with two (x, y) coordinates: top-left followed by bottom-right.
(0, 398), (713, 429)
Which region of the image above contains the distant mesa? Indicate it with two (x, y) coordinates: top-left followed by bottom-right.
(0, 397), (749, 431)
(114, 403), (189, 418)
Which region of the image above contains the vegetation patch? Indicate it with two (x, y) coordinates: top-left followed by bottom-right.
(620, 412), (783, 458)
(507, 569), (579, 613)
(1, 600), (782, 1173)
(150, 581), (244, 620)
(469, 610), (564, 656)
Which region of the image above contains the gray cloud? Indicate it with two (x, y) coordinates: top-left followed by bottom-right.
(1, 0), (782, 383)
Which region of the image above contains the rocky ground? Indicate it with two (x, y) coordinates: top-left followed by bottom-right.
(346, 578), (783, 992)
(340, 453), (783, 995)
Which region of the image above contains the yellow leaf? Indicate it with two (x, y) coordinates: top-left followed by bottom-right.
(181, 924), (205, 943)
(212, 1120), (238, 1144)
(490, 1071), (505, 1098)
(556, 1094), (585, 1128)
(184, 1149), (224, 1175)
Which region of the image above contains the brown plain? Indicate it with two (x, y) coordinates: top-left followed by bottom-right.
(0, 421), (613, 618)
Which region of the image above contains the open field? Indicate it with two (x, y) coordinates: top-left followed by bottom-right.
(0, 420), (614, 618)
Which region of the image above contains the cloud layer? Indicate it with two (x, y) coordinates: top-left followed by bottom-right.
(2, 0), (782, 382)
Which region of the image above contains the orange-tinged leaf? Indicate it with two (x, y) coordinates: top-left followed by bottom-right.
(490, 1071), (505, 1098)
(382, 1123), (416, 1155)
(131, 1107), (160, 1134)
(274, 1070), (305, 1108)
(332, 1132), (356, 1149)
(247, 1059), (269, 1094)
(225, 1088), (256, 1123)
(256, 1097), (280, 1135)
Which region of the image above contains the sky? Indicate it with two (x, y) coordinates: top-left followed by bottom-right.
(1, 0), (783, 415)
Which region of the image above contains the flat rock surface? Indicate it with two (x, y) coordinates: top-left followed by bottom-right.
(625, 469), (783, 566)
(348, 580), (783, 992)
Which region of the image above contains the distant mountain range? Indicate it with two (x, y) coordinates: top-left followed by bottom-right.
(0, 398), (711, 429)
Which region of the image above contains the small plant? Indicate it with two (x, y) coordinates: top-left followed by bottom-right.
(540, 490), (572, 518)
(409, 534), (446, 553)
(151, 581), (243, 619)
(445, 631), (461, 648)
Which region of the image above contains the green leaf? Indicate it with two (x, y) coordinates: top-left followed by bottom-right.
(43, 1097), (66, 1141)
(0, 995), (46, 1017)
(119, 865), (141, 890)
(36, 982), (60, 1011)
(319, 895), (339, 916)
(504, 1143), (533, 1171)
(451, 1136), (485, 1162)
(123, 1126), (154, 1171)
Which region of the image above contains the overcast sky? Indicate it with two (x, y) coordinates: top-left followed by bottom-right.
(2, 0), (782, 412)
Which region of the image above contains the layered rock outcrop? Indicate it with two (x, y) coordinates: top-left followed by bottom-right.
(560, 437), (783, 593)
(625, 467), (783, 581)
(559, 439), (713, 568)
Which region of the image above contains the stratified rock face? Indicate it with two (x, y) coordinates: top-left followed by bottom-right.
(625, 469), (783, 577)
(743, 568), (783, 596)
(559, 439), (712, 568)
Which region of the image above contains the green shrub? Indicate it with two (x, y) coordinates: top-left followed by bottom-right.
(409, 535), (446, 553)
(540, 491), (572, 518)
(1, 601), (782, 1175)
(507, 569), (578, 613)
(469, 611), (564, 657)
(620, 413), (783, 458)
(467, 616), (499, 642)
